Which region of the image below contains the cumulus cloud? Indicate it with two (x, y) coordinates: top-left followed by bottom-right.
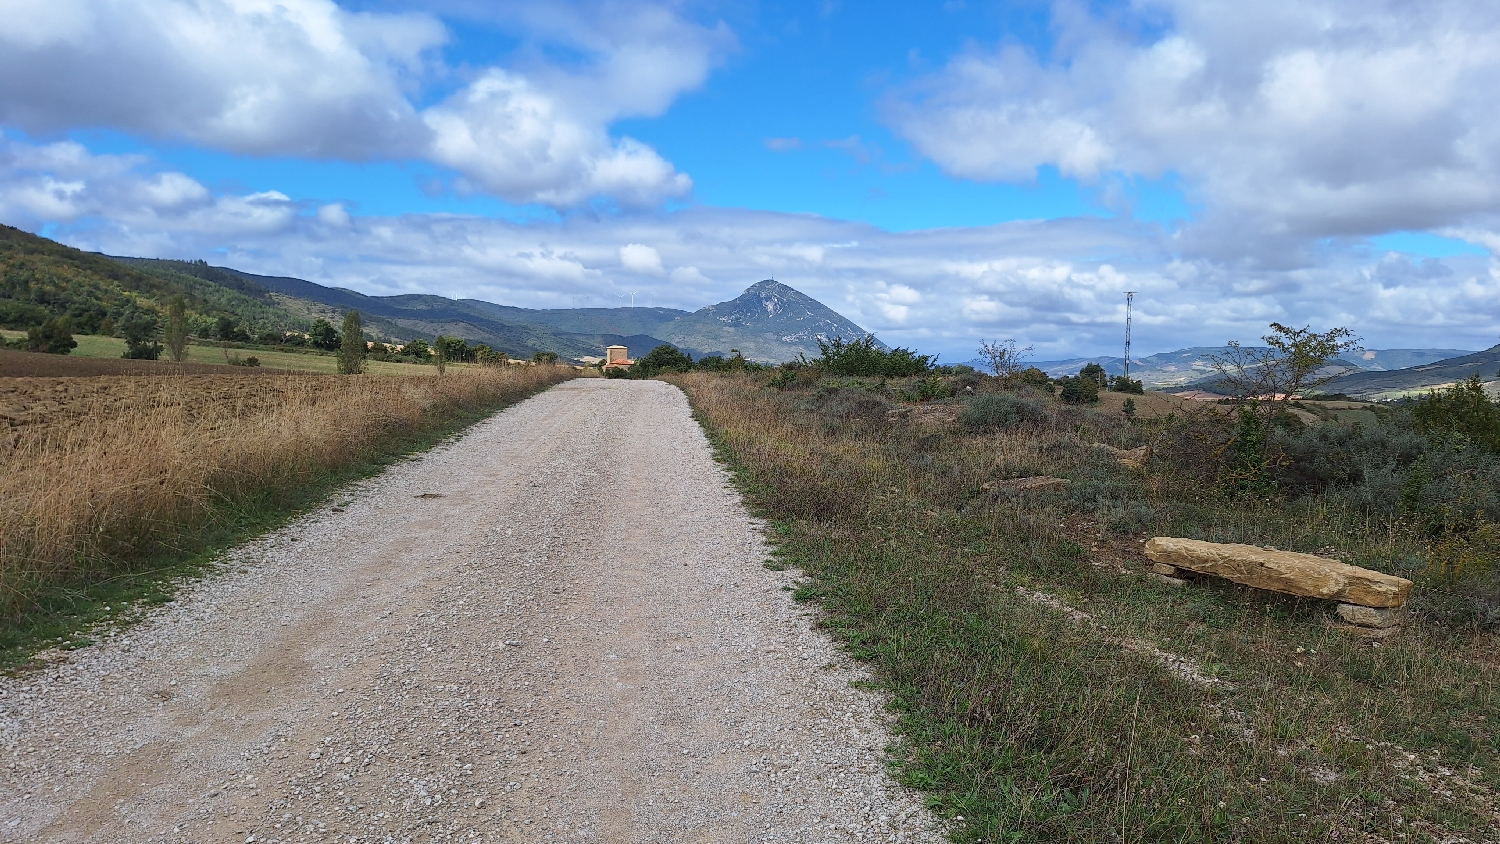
(0, 0), (724, 206)
(886, 0), (1500, 259)
(618, 243), (664, 275)
(6, 134), (1496, 361)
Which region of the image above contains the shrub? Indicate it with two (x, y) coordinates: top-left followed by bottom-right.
(1411, 375), (1500, 453)
(24, 316), (76, 355)
(165, 296), (189, 362)
(959, 394), (1050, 432)
(1218, 404), (1276, 498)
(798, 385), (892, 433)
(118, 310), (162, 360)
(910, 373), (954, 402)
(1011, 366), (1055, 393)
(634, 344), (694, 376)
(976, 338), (1031, 378)
(336, 310), (366, 375)
(1057, 375), (1099, 404)
(806, 334), (933, 378)
(1110, 374), (1144, 394)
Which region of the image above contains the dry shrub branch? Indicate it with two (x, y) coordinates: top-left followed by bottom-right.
(0, 366), (571, 618)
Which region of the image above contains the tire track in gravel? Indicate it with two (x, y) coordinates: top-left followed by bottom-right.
(1, 379), (944, 844)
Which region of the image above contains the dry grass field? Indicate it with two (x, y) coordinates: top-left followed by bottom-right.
(0, 366), (573, 628)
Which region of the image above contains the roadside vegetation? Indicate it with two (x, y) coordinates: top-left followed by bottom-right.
(668, 331), (1500, 843)
(0, 365), (573, 665)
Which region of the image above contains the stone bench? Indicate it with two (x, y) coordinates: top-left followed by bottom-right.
(1144, 537), (1414, 629)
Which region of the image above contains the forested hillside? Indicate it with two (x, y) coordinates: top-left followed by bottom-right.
(0, 225), (308, 340)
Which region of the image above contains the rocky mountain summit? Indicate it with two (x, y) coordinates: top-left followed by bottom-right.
(655, 280), (881, 362)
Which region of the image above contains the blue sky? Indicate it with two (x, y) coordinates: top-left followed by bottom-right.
(1, 0), (1498, 359)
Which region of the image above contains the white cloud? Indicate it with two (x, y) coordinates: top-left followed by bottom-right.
(317, 203), (352, 228)
(886, 0), (1500, 258)
(6, 134), (1497, 362)
(618, 243), (664, 275)
(0, 0), (726, 207)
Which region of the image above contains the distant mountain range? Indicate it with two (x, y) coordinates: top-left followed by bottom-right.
(1023, 347), (1480, 391)
(0, 226), (875, 363)
(133, 264), (873, 364)
(1321, 346), (1500, 399)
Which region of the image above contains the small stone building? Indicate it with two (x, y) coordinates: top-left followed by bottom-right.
(603, 345), (633, 371)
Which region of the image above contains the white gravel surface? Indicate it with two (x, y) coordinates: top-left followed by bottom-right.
(1, 379), (945, 843)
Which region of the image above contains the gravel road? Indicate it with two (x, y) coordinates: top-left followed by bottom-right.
(2, 379), (944, 844)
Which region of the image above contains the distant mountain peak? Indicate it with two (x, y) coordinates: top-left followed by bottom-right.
(656, 279), (880, 361)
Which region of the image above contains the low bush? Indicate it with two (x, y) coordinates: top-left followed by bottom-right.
(959, 393), (1050, 431)
(798, 385), (893, 433)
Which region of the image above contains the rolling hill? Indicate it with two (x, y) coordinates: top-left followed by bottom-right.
(1321, 346), (1500, 399)
(1026, 346), (1478, 390)
(1, 227), (879, 363)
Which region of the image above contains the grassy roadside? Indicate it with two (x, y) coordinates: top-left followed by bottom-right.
(671, 372), (1500, 844)
(1, 367), (574, 671)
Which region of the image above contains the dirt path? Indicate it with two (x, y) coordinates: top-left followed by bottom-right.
(1, 380), (943, 844)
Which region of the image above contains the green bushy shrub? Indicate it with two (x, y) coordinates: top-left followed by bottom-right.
(21, 316), (76, 354)
(1056, 375), (1099, 404)
(1412, 376), (1500, 453)
(805, 334), (933, 378)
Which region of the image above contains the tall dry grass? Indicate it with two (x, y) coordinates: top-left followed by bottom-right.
(0, 366), (571, 618)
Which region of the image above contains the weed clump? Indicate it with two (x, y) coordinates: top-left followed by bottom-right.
(959, 393), (1050, 432)
(799, 385), (892, 433)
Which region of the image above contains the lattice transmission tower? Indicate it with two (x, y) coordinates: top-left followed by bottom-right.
(1124, 291), (1135, 380)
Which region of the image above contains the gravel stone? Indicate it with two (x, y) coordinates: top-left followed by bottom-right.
(1, 379), (944, 843)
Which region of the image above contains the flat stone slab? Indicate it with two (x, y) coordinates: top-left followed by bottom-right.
(1144, 537), (1413, 608)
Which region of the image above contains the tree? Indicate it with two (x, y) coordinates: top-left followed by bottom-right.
(531, 351), (559, 364)
(437, 336), (470, 364)
(635, 344), (694, 375)
(166, 296), (189, 362)
(1208, 323), (1361, 434)
(1057, 374), (1100, 404)
(25, 316), (77, 355)
(119, 310), (162, 360)
(308, 318), (340, 350)
(1079, 362), (1109, 389)
(434, 335), (450, 374)
(401, 338), (431, 361)
(337, 310), (366, 374)
(1110, 374), (1144, 394)
(977, 338), (1032, 379)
